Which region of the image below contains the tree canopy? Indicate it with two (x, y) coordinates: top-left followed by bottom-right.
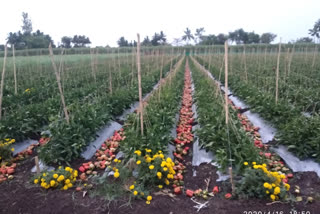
(6, 12), (55, 49)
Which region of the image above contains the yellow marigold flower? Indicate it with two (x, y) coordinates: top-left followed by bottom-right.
(136, 160), (141, 165)
(134, 150), (141, 156)
(57, 175), (65, 182)
(157, 172), (162, 177)
(163, 167), (168, 171)
(114, 171), (120, 178)
(67, 183), (73, 188)
(65, 167), (71, 172)
(84, 183), (87, 187)
(165, 179), (170, 185)
(159, 154), (164, 159)
(147, 196), (152, 201)
(166, 157), (172, 163)
(263, 164), (267, 167)
(50, 180), (56, 187)
(158, 185), (163, 189)
(130, 185), (135, 190)
(53, 174), (58, 179)
(161, 161), (166, 167)
(114, 159), (118, 163)
(63, 185), (68, 190)
(274, 187), (280, 195)
(41, 178), (45, 182)
(252, 162), (256, 165)
(11, 148), (15, 152)
(272, 183), (276, 187)
(285, 183), (290, 191)
(263, 182), (270, 189)
(158, 150), (162, 153)
(149, 165), (154, 170)
(65, 179), (71, 184)
(146, 157), (152, 163)
(146, 201), (150, 205)
(133, 191), (138, 195)
(270, 194), (276, 201)
(42, 173), (47, 177)
(244, 162), (248, 166)
(280, 174), (286, 179)
(34, 179), (39, 184)
(266, 190), (270, 194)
(146, 149), (151, 153)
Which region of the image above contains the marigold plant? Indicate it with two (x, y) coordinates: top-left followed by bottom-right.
(0, 138), (15, 161)
(236, 162), (290, 201)
(33, 166), (78, 190)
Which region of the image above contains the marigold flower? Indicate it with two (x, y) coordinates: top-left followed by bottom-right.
(63, 185), (68, 190)
(130, 185), (135, 190)
(147, 196), (152, 201)
(34, 179), (39, 184)
(270, 194), (276, 201)
(146, 201), (150, 205)
(166, 157), (172, 163)
(252, 162), (256, 165)
(65, 179), (71, 184)
(263, 182), (270, 189)
(274, 187), (280, 195)
(136, 160), (141, 165)
(50, 180), (56, 187)
(244, 162), (248, 166)
(133, 191), (138, 195)
(11, 148), (15, 152)
(149, 165), (154, 170)
(67, 183), (73, 188)
(114, 171), (120, 178)
(157, 172), (162, 177)
(57, 175), (65, 182)
(163, 167), (168, 171)
(53, 174), (58, 179)
(158, 185), (163, 189)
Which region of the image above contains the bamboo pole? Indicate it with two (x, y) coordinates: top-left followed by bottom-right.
(0, 44), (8, 120)
(312, 44), (317, 69)
(108, 49), (113, 95)
(288, 44), (295, 77)
(224, 41), (229, 125)
(275, 40), (281, 104)
(13, 45), (17, 95)
(35, 156), (41, 174)
(243, 45), (248, 83)
(90, 48), (97, 83)
(48, 43), (70, 124)
(137, 34), (143, 136)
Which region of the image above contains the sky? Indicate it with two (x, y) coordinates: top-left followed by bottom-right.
(0, 0), (319, 47)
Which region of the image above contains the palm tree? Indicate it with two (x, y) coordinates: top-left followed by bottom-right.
(182, 28), (194, 45)
(195, 27), (205, 44)
(309, 19), (320, 41)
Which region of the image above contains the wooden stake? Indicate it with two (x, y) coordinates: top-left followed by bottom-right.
(275, 39), (281, 104)
(35, 156), (41, 174)
(224, 41), (229, 124)
(229, 167), (235, 195)
(288, 44), (295, 77)
(137, 34), (144, 136)
(108, 49), (113, 95)
(312, 44), (317, 69)
(243, 45), (248, 82)
(13, 45), (17, 95)
(90, 48), (97, 83)
(48, 43), (70, 124)
(0, 44), (7, 120)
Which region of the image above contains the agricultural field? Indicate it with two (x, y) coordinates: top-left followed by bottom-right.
(0, 45), (320, 214)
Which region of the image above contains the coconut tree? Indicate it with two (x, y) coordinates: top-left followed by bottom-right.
(182, 28), (194, 45)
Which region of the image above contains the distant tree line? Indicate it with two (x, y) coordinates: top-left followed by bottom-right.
(1, 13), (320, 51)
